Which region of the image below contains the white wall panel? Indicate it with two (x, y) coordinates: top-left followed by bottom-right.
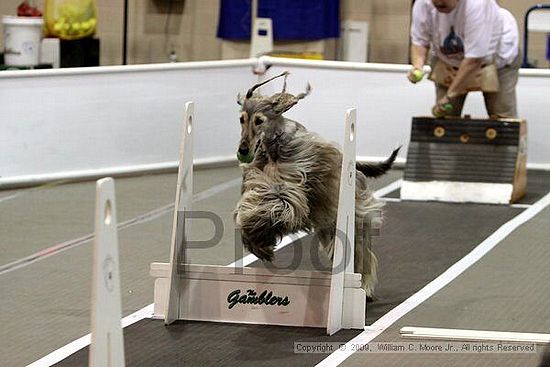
(0, 61), (257, 187)
(259, 57), (550, 166)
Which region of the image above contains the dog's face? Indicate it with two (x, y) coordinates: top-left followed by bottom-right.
(236, 72), (311, 164)
(236, 96), (271, 164)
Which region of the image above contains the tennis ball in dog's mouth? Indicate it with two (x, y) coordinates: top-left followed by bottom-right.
(237, 151), (254, 163)
(412, 69), (424, 82)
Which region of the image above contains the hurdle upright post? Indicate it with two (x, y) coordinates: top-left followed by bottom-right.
(89, 178), (125, 367)
(165, 101), (195, 324)
(327, 108), (357, 335)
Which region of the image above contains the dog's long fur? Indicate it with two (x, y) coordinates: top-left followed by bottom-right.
(234, 72), (398, 298)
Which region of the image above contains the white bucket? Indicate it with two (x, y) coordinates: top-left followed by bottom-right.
(2, 16), (44, 66)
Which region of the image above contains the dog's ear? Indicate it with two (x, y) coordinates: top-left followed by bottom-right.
(245, 71), (289, 99)
(270, 83), (312, 115)
(237, 93), (243, 106)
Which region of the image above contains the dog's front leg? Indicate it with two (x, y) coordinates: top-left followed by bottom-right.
(355, 214), (378, 301)
(316, 226), (336, 261)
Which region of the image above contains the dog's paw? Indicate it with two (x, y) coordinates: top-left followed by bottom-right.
(365, 293), (377, 303)
(318, 242), (334, 261)
(362, 278), (377, 302)
(259, 251), (274, 262)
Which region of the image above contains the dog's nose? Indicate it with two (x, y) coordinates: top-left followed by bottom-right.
(238, 147), (249, 156)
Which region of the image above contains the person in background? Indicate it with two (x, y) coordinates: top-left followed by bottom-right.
(408, 0), (520, 118)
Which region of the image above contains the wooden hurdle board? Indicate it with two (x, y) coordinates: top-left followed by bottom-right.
(150, 263), (365, 329)
(150, 102), (366, 335)
(401, 116), (527, 204)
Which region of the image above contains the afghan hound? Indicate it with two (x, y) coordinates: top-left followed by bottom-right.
(233, 72), (398, 299)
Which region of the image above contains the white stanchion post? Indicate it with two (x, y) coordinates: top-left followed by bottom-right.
(327, 108), (357, 335)
(165, 102), (195, 324)
(89, 177), (125, 367)
(250, 18), (273, 58)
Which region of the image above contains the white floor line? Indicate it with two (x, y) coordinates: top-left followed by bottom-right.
(27, 334), (91, 367)
(510, 203), (532, 209)
(0, 192), (24, 204)
(26, 178), (403, 367)
(373, 179), (402, 199)
(0, 180), (68, 204)
(316, 190), (550, 367)
(379, 197), (401, 203)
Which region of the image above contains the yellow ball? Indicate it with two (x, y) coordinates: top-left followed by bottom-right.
(412, 69), (424, 82)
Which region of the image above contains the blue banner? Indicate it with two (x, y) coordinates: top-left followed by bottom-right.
(217, 0), (340, 41)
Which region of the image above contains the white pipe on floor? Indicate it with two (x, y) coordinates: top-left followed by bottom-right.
(400, 326), (550, 344)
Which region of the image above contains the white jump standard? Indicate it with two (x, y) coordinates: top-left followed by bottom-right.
(89, 178), (125, 367)
(150, 102), (367, 335)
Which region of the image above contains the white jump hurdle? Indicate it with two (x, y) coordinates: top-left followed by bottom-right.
(150, 102), (366, 335)
(89, 178), (125, 366)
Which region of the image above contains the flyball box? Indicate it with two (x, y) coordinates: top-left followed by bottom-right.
(401, 116), (527, 204)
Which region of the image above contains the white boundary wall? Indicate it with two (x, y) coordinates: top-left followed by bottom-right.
(258, 57), (550, 167)
(0, 60), (257, 188)
(1, 57), (549, 187)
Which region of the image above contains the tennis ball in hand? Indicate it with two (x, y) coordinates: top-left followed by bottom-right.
(432, 103), (454, 118)
(411, 69), (424, 83)
(442, 103), (453, 112)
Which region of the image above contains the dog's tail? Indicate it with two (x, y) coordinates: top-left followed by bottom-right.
(356, 147), (400, 178)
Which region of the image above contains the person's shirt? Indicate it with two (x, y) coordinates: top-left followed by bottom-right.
(496, 7), (519, 68)
(411, 0), (516, 69)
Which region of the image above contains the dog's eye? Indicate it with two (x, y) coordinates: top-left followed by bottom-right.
(240, 116), (245, 124)
(254, 117), (263, 126)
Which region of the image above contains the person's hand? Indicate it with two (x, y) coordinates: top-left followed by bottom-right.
(407, 67), (425, 83)
(437, 94), (451, 107)
(432, 95), (454, 117)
